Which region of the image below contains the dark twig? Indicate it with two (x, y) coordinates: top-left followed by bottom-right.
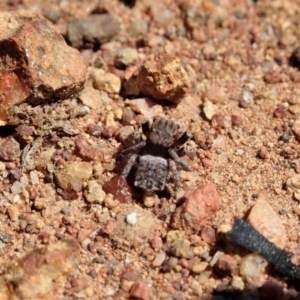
(229, 218), (300, 281)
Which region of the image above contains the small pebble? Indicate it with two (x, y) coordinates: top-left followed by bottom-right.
(236, 148), (244, 155)
(93, 163), (104, 178)
(217, 224), (231, 235)
(169, 240), (194, 259)
(193, 244), (210, 257)
(126, 98), (163, 119)
(12, 194), (20, 203)
(210, 251), (224, 267)
(289, 104), (300, 115)
(113, 107), (123, 120)
(0, 137), (21, 162)
(214, 254), (237, 276)
(143, 193), (158, 207)
(7, 204), (19, 221)
(239, 253), (267, 278)
(102, 126), (118, 138)
(0, 162), (6, 171)
(105, 111), (116, 127)
(122, 107), (136, 125)
(203, 100), (215, 120)
(126, 212), (137, 225)
(257, 147), (268, 159)
(0, 234), (11, 243)
(104, 194), (118, 209)
(192, 261), (208, 274)
(77, 229), (91, 243)
(20, 175), (29, 186)
(84, 180), (106, 204)
(100, 124), (116, 139)
(86, 124), (102, 137)
(198, 271), (212, 284)
(231, 276), (245, 290)
(34, 197), (48, 210)
(240, 90), (253, 108)
(128, 19), (148, 39)
(30, 171), (39, 184)
(162, 257), (178, 272)
(11, 181), (23, 194)
(92, 69), (121, 94)
(115, 47), (139, 67)
(286, 174), (300, 193)
(203, 87), (228, 104)
(166, 230), (186, 244)
(61, 206), (71, 215)
(152, 251), (166, 267)
(129, 281), (150, 300)
(201, 226), (216, 244)
(149, 236), (163, 249)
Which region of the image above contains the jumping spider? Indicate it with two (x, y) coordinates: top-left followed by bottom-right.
(116, 116), (191, 198)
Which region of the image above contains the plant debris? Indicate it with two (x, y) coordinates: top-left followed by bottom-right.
(229, 218), (300, 281)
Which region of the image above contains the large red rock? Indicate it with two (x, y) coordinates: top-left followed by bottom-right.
(0, 11), (86, 124)
(171, 184), (220, 233)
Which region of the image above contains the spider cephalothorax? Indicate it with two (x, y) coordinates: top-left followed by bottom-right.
(116, 116), (191, 197)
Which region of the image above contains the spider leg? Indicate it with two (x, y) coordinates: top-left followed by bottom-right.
(141, 119), (151, 136)
(115, 154), (138, 199)
(165, 183), (175, 198)
(174, 130), (192, 148)
(168, 148), (191, 171)
(168, 159), (180, 182)
(120, 141), (146, 156)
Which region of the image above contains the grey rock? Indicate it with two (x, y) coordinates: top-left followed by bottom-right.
(67, 14), (120, 49)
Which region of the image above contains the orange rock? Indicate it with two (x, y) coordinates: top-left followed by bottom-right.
(137, 53), (191, 104)
(171, 184), (220, 233)
(129, 281), (150, 300)
(0, 11), (86, 124)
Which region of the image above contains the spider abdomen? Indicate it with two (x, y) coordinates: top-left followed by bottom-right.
(134, 155), (168, 192)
